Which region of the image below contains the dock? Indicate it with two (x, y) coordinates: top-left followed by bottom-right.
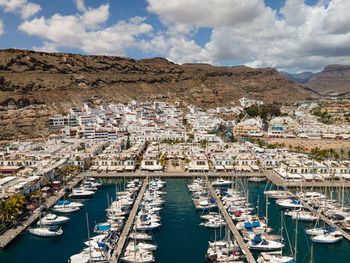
(265, 169), (350, 188)
(0, 174), (84, 250)
(87, 171), (265, 179)
(205, 176), (256, 263)
(300, 199), (350, 241)
(111, 177), (149, 262)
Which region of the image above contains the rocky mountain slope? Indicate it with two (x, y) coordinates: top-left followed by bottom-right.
(305, 65), (350, 95)
(280, 71), (317, 83)
(0, 49), (316, 141)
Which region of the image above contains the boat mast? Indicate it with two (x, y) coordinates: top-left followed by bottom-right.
(342, 179), (345, 211)
(86, 212), (92, 263)
(280, 210), (283, 256)
(294, 212), (298, 262)
(265, 194), (268, 233)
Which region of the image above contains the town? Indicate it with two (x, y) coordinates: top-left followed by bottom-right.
(0, 96), (350, 262)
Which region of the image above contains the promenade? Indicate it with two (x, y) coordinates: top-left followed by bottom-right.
(0, 174), (84, 250)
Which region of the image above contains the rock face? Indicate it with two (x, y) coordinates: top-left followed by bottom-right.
(0, 48), (315, 141)
(305, 64), (350, 95)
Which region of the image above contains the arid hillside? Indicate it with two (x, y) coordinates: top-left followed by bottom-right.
(0, 49), (316, 140)
(305, 64), (350, 95)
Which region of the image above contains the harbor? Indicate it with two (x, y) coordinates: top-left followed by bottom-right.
(2, 178), (350, 262)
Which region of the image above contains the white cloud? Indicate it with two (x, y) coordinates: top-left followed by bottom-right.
(146, 0), (265, 28)
(0, 0), (41, 19)
(0, 20), (4, 35)
(145, 0), (350, 72)
(18, 3), (153, 56)
(74, 0), (86, 13)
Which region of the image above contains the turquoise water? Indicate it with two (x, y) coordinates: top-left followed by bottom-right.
(1, 179), (350, 263)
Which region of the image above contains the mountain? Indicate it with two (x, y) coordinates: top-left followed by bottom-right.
(305, 64), (350, 95)
(0, 49), (316, 140)
(280, 71), (317, 83)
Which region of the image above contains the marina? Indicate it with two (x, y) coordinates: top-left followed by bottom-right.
(1, 177), (350, 262)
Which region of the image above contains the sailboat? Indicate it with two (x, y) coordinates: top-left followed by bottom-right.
(29, 213), (63, 237)
(37, 213), (69, 225)
(29, 224), (63, 237)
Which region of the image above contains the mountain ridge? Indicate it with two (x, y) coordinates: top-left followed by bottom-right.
(0, 48), (316, 140)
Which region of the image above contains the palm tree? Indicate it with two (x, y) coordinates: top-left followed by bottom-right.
(8, 194), (25, 220)
(0, 200), (12, 224)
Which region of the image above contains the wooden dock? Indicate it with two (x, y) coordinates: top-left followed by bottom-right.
(0, 174), (84, 250)
(87, 171), (265, 179)
(110, 177), (149, 262)
(265, 169), (350, 188)
(205, 177), (256, 263)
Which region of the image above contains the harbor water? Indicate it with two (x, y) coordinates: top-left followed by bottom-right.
(1, 179), (350, 263)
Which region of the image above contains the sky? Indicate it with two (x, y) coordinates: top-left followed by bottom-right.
(0, 0), (350, 72)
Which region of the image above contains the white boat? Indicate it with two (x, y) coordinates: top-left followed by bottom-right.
(69, 188), (95, 198)
(129, 232), (153, 241)
(200, 218), (226, 228)
(134, 221), (161, 231)
(257, 252), (294, 263)
(69, 247), (109, 263)
(54, 200), (84, 208)
(248, 236), (284, 251)
(126, 241), (157, 251)
(29, 225), (63, 237)
(51, 205), (80, 213)
(195, 199), (217, 211)
(311, 232), (343, 243)
(212, 178), (232, 187)
(264, 190), (290, 199)
(285, 210), (318, 222)
(121, 250), (154, 263)
(37, 213), (69, 225)
(276, 199), (303, 209)
(249, 177), (266, 182)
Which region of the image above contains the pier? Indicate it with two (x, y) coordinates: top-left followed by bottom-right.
(0, 174), (84, 250)
(111, 177), (149, 262)
(205, 176), (256, 263)
(87, 171), (265, 179)
(265, 169), (350, 188)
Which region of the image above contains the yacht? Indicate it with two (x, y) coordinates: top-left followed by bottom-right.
(212, 178), (232, 187)
(54, 200), (84, 208)
(51, 205), (80, 213)
(285, 210), (318, 221)
(257, 252), (294, 263)
(125, 241), (157, 251)
(195, 199), (217, 210)
(69, 188), (95, 198)
(276, 199), (303, 209)
(311, 232), (343, 243)
(69, 247), (109, 263)
(247, 235), (284, 251)
(37, 213), (69, 225)
(129, 232), (153, 240)
(120, 250), (154, 263)
(29, 225), (63, 237)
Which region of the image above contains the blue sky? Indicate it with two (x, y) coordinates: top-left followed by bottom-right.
(0, 0), (349, 72)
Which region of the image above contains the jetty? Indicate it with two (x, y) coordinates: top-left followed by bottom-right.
(0, 174), (84, 250)
(87, 171), (264, 179)
(111, 177), (149, 262)
(205, 176), (256, 263)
